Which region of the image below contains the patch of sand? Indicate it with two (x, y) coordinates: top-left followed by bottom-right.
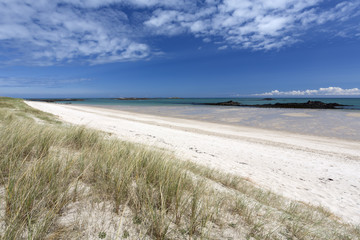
(219, 117), (243, 122)
(26, 101), (360, 224)
(281, 112), (312, 117)
(347, 112), (360, 118)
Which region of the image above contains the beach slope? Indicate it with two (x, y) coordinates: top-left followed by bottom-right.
(26, 101), (360, 224)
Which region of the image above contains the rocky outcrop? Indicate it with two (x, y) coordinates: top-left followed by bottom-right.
(202, 100), (242, 106)
(200, 100), (348, 109)
(254, 100), (347, 109)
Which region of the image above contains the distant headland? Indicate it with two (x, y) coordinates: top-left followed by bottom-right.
(28, 98), (85, 103)
(28, 97), (185, 103)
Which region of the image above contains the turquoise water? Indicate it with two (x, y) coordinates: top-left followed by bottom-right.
(39, 97), (360, 140)
(57, 98), (360, 110)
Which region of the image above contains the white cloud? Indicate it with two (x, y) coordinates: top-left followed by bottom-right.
(60, 0), (195, 9)
(218, 45), (228, 50)
(203, 38), (211, 43)
(0, 1), (151, 65)
(144, 0), (360, 50)
(253, 87), (360, 96)
(0, 0), (359, 65)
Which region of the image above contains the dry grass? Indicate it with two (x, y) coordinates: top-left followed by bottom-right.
(0, 97), (359, 239)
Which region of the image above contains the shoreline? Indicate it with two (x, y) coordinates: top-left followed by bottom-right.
(74, 103), (360, 141)
(43, 102), (360, 143)
(26, 101), (360, 224)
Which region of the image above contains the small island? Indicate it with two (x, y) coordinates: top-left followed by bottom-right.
(200, 100), (349, 109)
(202, 100), (242, 106)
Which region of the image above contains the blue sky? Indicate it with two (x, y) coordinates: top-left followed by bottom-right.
(0, 0), (360, 98)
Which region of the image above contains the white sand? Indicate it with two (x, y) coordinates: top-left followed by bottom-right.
(26, 101), (360, 224)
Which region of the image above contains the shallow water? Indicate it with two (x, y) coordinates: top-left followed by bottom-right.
(60, 97), (360, 140)
(89, 104), (360, 141)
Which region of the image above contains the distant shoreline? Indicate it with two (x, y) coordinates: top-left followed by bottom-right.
(25, 97), (360, 110)
(27, 97), (185, 102)
(28, 98), (85, 102)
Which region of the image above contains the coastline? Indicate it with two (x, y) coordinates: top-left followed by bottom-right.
(25, 101), (360, 224)
(76, 103), (360, 141)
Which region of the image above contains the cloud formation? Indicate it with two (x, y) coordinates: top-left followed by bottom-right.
(253, 87), (360, 96)
(144, 0), (360, 50)
(0, 1), (152, 65)
(0, 0), (359, 65)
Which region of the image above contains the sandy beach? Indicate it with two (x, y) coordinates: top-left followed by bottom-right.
(26, 101), (360, 224)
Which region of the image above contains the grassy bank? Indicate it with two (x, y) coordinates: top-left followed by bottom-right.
(0, 97), (359, 239)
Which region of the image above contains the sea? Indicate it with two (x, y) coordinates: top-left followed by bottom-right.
(35, 97), (360, 141)
(54, 97), (360, 110)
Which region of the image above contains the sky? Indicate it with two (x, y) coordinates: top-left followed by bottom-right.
(0, 0), (359, 98)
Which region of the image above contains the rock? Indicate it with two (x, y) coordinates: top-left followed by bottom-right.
(198, 100), (349, 109)
(261, 100), (347, 109)
(202, 100), (241, 106)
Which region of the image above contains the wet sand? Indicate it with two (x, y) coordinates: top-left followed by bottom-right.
(91, 105), (360, 141)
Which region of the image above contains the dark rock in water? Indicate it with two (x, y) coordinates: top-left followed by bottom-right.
(199, 100), (349, 109)
(256, 100), (347, 109)
(28, 98), (84, 103)
(203, 100), (241, 106)
(262, 98), (276, 101)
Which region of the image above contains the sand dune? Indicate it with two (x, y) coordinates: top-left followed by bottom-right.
(26, 101), (360, 224)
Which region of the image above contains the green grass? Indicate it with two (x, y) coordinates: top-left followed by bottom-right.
(0, 97), (359, 239)
(0, 97), (59, 124)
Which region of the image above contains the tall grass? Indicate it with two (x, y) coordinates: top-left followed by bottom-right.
(0, 97), (359, 239)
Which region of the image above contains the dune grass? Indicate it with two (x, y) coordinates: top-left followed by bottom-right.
(0, 97), (359, 239)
